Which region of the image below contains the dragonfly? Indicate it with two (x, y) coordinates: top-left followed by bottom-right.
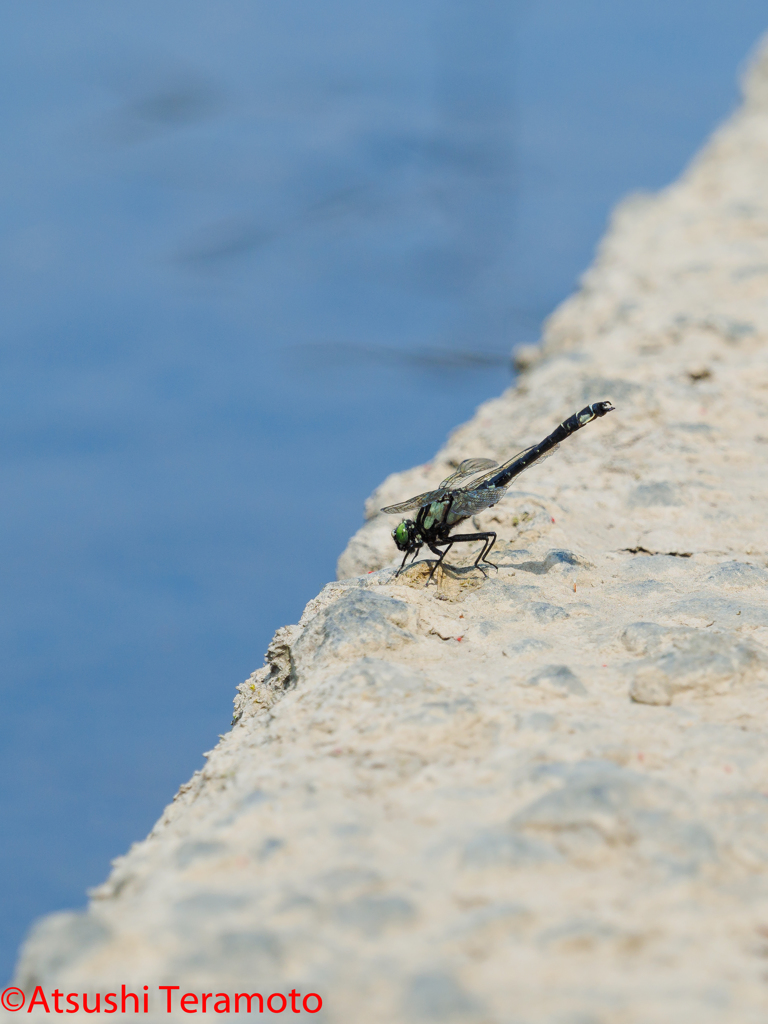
(381, 401), (615, 582)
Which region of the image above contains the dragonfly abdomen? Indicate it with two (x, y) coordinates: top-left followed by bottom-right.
(484, 401), (614, 490)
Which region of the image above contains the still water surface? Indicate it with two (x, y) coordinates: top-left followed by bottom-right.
(1, 0), (765, 978)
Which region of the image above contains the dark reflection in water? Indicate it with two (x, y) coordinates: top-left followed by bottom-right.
(1, 0), (766, 978)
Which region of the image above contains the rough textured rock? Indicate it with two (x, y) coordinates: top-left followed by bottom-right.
(11, 33), (768, 1024)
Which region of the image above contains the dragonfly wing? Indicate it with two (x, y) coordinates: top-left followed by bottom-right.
(380, 488), (446, 514)
(381, 443), (561, 516)
(450, 486), (508, 517)
(468, 442), (561, 488)
(509, 442), (561, 478)
(528, 442), (560, 466)
(464, 445), (535, 488)
(438, 458), (498, 490)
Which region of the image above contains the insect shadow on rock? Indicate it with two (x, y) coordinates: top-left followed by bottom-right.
(381, 402), (615, 585)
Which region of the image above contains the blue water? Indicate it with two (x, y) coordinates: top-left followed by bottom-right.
(1, 0), (766, 979)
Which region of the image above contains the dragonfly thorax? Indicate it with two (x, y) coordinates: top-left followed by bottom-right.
(393, 519), (421, 552)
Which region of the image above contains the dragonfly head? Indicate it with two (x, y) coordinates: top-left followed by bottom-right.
(393, 519), (420, 552)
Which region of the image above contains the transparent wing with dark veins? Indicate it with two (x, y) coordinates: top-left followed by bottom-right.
(450, 486), (508, 517)
(463, 443), (561, 488)
(381, 459), (498, 514)
(380, 489), (448, 515)
(527, 443), (560, 467)
(438, 458), (498, 490)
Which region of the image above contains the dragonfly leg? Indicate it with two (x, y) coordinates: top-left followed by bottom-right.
(438, 532), (498, 577)
(394, 544), (422, 577)
(395, 548), (411, 577)
(424, 541), (454, 583)
(478, 532), (498, 571)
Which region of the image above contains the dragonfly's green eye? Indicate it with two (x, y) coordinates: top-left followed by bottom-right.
(394, 522), (410, 547)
